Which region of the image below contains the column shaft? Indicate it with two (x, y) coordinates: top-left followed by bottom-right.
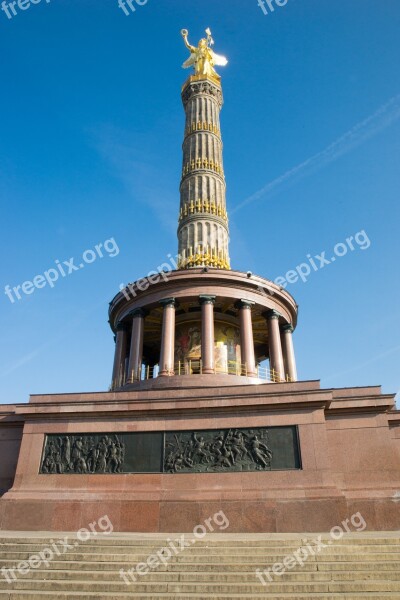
(265, 310), (285, 382)
(127, 309), (147, 382)
(111, 324), (128, 389)
(178, 77), (230, 269)
(159, 299), (176, 376)
(281, 325), (298, 381)
(236, 300), (257, 377)
(200, 295), (216, 374)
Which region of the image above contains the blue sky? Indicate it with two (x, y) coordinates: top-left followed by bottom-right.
(0, 0), (399, 405)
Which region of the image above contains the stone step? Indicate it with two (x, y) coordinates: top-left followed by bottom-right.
(1, 579), (400, 594)
(0, 534), (398, 598)
(2, 568), (400, 583)
(2, 559), (400, 573)
(174, 552), (400, 562)
(0, 555), (400, 571)
(1, 551), (399, 563)
(0, 537), (399, 546)
(2, 592), (400, 600)
(1, 542), (399, 554)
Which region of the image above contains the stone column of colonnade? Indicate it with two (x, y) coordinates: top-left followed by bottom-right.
(178, 75), (230, 269)
(111, 323), (128, 389)
(159, 298), (177, 377)
(281, 324), (298, 381)
(199, 295), (216, 374)
(236, 300), (257, 378)
(126, 309), (147, 382)
(264, 310), (285, 382)
(264, 310), (298, 382)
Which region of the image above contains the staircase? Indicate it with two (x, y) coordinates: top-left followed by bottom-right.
(0, 532), (399, 598)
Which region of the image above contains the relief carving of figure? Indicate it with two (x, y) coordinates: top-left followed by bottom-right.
(250, 435), (273, 469)
(41, 434), (126, 475)
(163, 428), (273, 474)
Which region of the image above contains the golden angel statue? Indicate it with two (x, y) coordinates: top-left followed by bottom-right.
(181, 28), (228, 80)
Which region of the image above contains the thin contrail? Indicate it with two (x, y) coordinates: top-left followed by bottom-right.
(0, 349), (41, 378)
(0, 298), (109, 381)
(231, 93), (400, 214)
(323, 343), (400, 383)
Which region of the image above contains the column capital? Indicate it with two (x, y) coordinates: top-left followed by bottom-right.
(199, 295), (216, 306)
(235, 299), (255, 310)
(116, 322), (128, 332)
(128, 308), (148, 319)
(281, 324), (294, 334)
(159, 297), (177, 308)
(263, 309), (281, 321)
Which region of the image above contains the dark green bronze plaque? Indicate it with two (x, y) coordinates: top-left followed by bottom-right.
(40, 433), (163, 475)
(164, 427), (301, 473)
(39, 426), (300, 474)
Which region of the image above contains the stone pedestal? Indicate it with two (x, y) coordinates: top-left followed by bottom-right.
(1, 380), (399, 533)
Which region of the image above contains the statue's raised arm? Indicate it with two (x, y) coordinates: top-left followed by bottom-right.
(181, 28), (228, 81)
(181, 29), (195, 53)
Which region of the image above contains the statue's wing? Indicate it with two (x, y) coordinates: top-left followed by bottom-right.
(182, 55), (196, 69)
(212, 52), (228, 67)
